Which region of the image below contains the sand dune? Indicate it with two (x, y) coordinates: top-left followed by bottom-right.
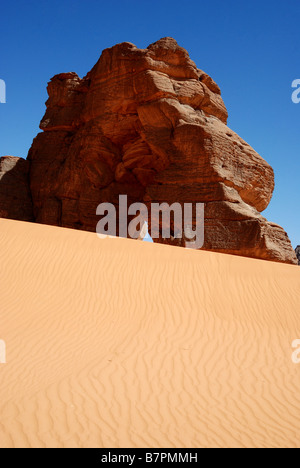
(0, 218), (299, 448)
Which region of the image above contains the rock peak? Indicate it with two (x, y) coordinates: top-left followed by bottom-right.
(148, 37), (179, 48)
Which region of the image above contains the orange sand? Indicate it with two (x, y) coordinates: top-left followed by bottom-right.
(0, 218), (299, 448)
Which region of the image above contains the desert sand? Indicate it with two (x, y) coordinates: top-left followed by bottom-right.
(0, 217), (299, 448)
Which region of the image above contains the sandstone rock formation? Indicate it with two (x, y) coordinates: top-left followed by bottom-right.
(295, 246), (300, 265)
(0, 156), (33, 222)
(0, 38), (297, 264)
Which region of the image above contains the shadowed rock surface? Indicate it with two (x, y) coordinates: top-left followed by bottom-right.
(295, 246), (300, 265)
(0, 156), (33, 222)
(0, 38), (297, 264)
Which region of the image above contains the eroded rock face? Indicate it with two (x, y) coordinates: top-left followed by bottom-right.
(0, 156), (33, 222)
(1, 37), (297, 264)
(295, 246), (300, 265)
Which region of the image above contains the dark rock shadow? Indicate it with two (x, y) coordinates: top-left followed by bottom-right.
(0, 156), (34, 222)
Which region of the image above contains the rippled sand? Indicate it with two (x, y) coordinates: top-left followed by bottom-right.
(0, 218), (299, 448)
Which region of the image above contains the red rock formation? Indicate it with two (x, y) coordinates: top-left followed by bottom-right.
(295, 246), (300, 265)
(0, 38), (297, 264)
(0, 156), (33, 222)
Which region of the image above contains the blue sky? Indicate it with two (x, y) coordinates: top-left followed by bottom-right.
(0, 0), (299, 247)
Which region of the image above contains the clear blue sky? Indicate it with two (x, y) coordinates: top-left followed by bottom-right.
(0, 0), (299, 247)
